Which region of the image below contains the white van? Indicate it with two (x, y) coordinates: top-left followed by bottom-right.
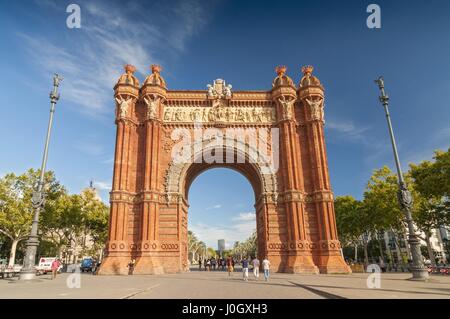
(36, 257), (62, 275)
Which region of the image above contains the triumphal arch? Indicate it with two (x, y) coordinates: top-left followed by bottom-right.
(98, 64), (351, 275)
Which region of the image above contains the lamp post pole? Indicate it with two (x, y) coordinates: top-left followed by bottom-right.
(374, 76), (429, 280)
(20, 74), (62, 280)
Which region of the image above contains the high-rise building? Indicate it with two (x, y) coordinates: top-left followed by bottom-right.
(218, 239), (225, 253)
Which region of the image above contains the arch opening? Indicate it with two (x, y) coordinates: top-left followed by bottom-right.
(186, 168), (259, 268)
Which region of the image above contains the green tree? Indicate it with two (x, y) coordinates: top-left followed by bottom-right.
(362, 166), (409, 266)
(0, 169), (65, 266)
(334, 196), (365, 261)
(410, 149), (450, 265)
(410, 148), (450, 198)
(40, 188), (109, 261)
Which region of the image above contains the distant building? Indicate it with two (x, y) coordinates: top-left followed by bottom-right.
(218, 239), (225, 253)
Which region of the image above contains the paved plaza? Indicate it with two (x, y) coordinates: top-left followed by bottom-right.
(1, 268), (449, 299)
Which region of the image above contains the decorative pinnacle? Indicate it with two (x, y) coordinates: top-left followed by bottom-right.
(301, 65), (314, 75)
(151, 64), (162, 74)
(275, 65), (287, 76)
(124, 64), (137, 74)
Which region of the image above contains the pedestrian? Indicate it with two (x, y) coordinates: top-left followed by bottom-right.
(94, 261), (101, 275)
(198, 258), (202, 271)
(127, 259), (136, 275)
(206, 259), (211, 271)
(262, 257), (270, 281)
(227, 256), (233, 277)
(204, 259), (208, 271)
(252, 256), (260, 279)
(211, 257), (216, 270)
(242, 257), (249, 281)
(51, 258), (61, 280)
(222, 259), (226, 271)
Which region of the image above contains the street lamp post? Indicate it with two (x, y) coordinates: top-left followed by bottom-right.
(20, 74), (62, 280)
(374, 76), (429, 280)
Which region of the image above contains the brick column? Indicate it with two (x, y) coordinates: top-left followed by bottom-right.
(298, 65), (350, 274)
(100, 72), (140, 275)
(271, 66), (318, 273)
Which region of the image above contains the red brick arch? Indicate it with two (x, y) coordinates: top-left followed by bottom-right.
(98, 66), (351, 275)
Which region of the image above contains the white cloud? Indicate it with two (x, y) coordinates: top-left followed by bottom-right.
(326, 119), (371, 142)
(190, 211), (256, 248)
(93, 181), (111, 191)
(20, 0), (215, 118)
(189, 221), (256, 250)
(206, 204), (222, 210)
(232, 212), (256, 222)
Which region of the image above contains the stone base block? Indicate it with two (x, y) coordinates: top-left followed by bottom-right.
(97, 256), (131, 275)
(316, 254), (352, 274)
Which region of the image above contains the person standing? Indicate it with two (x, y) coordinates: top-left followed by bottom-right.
(199, 258), (202, 271)
(262, 258), (270, 281)
(227, 256), (233, 277)
(127, 259), (136, 275)
(242, 257), (249, 281)
(252, 257), (260, 279)
(51, 258), (61, 280)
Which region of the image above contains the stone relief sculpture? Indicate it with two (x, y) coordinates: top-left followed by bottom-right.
(115, 95), (132, 118)
(143, 95), (159, 119)
(206, 79), (232, 99)
(164, 108), (172, 121)
(278, 96), (295, 120)
(305, 97), (324, 121)
(224, 84), (232, 98)
(161, 106), (276, 124)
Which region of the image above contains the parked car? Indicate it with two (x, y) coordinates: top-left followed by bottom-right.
(80, 257), (95, 272)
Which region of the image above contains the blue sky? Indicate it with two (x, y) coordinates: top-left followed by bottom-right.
(0, 0), (449, 248)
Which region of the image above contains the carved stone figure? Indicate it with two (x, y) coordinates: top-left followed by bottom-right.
(207, 84), (214, 98)
(305, 97), (324, 121)
(164, 108), (172, 121)
(224, 84), (232, 98)
(253, 108), (263, 122)
(278, 96), (295, 120)
(236, 109), (245, 122)
(191, 108), (202, 122)
(175, 109), (184, 121)
(115, 95), (132, 118)
(208, 108), (216, 122)
(144, 95), (159, 119)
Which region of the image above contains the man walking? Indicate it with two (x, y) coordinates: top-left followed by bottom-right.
(252, 256), (260, 279)
(242, 257), (249, 281)
(262, 258), (270, 281)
